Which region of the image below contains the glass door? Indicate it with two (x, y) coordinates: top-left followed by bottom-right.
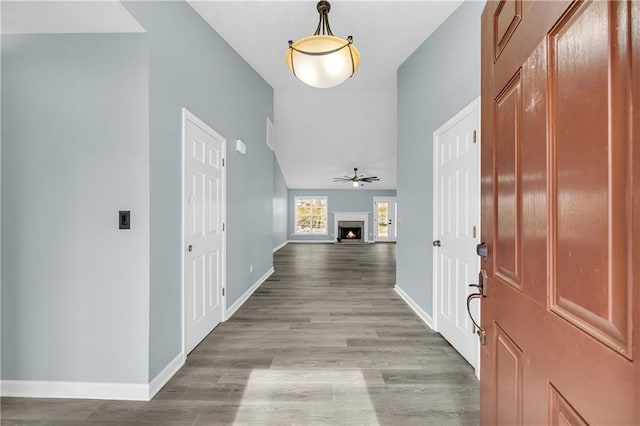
(374, 197), (396, 242)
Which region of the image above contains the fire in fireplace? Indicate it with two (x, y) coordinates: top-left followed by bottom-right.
(342, 227), (361, 240)
(337, 220), (364, 242)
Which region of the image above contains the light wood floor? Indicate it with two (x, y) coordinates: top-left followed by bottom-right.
(1, 243), (479, 425)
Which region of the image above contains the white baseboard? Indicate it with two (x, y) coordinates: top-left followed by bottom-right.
(1, 352), (185, 401)
(0, 379), (149, 401)
(273, 240), (288, 253)
(287, 240), (335, 244)
(394, 285), (435, 330)
(225, 267), (274, 320)
(148, 352), (184, 399)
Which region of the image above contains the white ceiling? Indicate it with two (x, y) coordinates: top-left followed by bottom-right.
(2, 0), (463, 190)
(190, 1), (463, 189)
(189, 1), (462, 91)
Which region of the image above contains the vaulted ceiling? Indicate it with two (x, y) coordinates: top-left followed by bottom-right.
(189, 1), (463, 189)
(2, 0), (463, 190)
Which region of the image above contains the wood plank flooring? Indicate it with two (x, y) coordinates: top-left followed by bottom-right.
(1, 243), (479, 425)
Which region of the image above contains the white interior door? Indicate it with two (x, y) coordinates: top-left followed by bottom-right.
(433, 98), (480, 372)
(374, 196), (397, 242)
(183, 109), (225, 355)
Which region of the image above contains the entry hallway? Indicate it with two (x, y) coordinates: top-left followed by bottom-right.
(1, 243), (479, 425)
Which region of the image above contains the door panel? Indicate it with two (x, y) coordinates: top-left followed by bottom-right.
(480, 1), (639, 424)
(494, 324), (522, 426)
(520, 38), (548, 308)
(549, 384), (588, 426)
(549, 0), (632, 357)
(184, 112), (225, 355)
(494, 72), (522, 290)
(433, 100), (480, 370)
(494, 0), (522, 60)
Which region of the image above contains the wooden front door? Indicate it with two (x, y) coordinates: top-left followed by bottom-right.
(480, 1), (639, 424)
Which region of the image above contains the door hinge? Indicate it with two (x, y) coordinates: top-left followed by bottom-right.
(473, 130), (477, 143)
(222, 288), (225, 296)
(222, 222), (225, 231)
(472, 225), (477, 239)
(222, 158), (225, 167)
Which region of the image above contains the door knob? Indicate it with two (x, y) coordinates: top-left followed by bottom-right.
(433, 240), (441, 247)
(188, 245), (193, 252)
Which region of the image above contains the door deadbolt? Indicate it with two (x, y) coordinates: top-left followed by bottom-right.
(433, 240), (441, 247)
(188, 245), (193, 252)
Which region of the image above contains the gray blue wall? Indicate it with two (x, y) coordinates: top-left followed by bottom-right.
(273, 156), (288, 249)
(288, 189), (396, 242)
(396, 1), (483, 317)
(2, 1), (276, 385)
(1, 34), (150, 383)
(122, 1), (274, 379)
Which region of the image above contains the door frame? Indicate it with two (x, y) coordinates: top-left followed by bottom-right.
(181, 107), (227, 359)
(431, 96), (481, 377)
(373, 196), (397, 242)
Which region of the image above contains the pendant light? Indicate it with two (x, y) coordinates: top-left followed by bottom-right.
(285, 1), (360, 89)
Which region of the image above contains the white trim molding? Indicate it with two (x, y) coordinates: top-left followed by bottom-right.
(394, 285), (434, 330)
(225, 267), (274, 320)
(287, 240), (335, 244)
(148, 352), (184, 400)
(0, 380), (150, 401)
(273, 240), (288, 253)
(1, 352), (186, 401)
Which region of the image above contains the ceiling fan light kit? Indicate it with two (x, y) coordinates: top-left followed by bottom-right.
(285, 1), (360, 89)
(334, 168), (380, 188)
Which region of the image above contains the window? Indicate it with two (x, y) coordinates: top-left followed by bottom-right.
(295, 196), (328, 234)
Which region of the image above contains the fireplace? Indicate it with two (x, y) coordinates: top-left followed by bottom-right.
(333, 212), (369, 243)
(337, 220), (364, 243)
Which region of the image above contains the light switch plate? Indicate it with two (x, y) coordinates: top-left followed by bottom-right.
(119, 210), (130, 230)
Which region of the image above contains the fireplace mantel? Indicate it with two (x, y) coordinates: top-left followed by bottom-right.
(333, 212), (370, 243)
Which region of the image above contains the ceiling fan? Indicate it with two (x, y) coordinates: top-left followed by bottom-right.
(333, 168), (380, 187)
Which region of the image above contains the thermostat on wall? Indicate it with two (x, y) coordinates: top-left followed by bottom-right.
(236, 139), (246, 155)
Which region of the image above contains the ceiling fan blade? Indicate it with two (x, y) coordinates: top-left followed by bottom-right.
(334, 169), (379, 184)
